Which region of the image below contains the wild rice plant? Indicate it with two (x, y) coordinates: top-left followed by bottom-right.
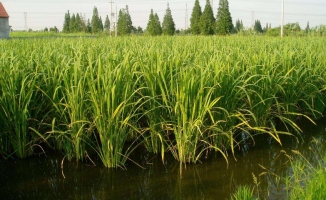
(86, 52), (143, 168)
(231, 185), (257, 200)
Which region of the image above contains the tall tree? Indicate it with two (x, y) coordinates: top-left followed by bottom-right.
(69, 13), (76, 32)
(86, 19), (92, 33)
(75, 13), (83, 32)
(99, 16), (104, 31)
(62, 10), (70, 33)
(200, 0), (215, 35)
(254, 20), (263, 33)
(190, 0), (202, 35)
(216, 0), (233, 35)
(146, 9), (162, 36)
(154, 13), (162, 35)
(162, 3), (176, 35)
(305, 21), (310, 33)
(91, 7), (101, 33)
(235, 19), (244, 33)
(117, 5), (133, 35)
(104, 15), (110, 31)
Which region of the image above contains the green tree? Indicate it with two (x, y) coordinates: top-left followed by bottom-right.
(86, 19), (92, 33)
(305, 21), (310, 34)
(200, 0), (215, 35)
(253, 20), (263, 33)
(99, 16), (104, 31)
(190, 0), (202, 35)
(117, 5), (133, 35)
(62, 10), (70, 33)
(75, 13), (83, 32)
(104, 15), (110, 31)
(235, 19), (244, 33)
(69, 13), (76, 32)
(216, 0), (233, 35)
(162, 3), (175, 35)
(91, 7), (101, 33)
(146, 9), (162, 36)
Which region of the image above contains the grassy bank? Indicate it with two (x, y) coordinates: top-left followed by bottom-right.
(0, 36), (325, 168)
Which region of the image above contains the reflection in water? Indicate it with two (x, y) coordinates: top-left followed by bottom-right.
(0, 118), (325, 199)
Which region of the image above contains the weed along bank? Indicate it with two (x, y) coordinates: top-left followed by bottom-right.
(0, 2), (9, 38)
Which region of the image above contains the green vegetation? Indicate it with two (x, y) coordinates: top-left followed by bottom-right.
(162, 3), (176, 36)
(285, 150), (326, 199)
(216, 0), (233, 35)
(117, 6), (133, 35)
(200, 0), (215, 35)
(231, 137), (326, 199)
(190, 0), (202, 35)
(146, 9), (162, 36)
(231, 186), (256, 200)
(0, 36), (326, 168)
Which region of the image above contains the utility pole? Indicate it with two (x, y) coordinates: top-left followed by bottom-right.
(211, 0), (213, 9)
(109, 0), (114, 36)
(251, 11), (254, 29)
(24, 12), (27, 32)
(115, 5), (117, 37)
(281, 0), (284, 37)
(185, 3), (188, 34)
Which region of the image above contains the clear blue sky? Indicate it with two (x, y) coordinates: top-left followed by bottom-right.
(2, 0), (325, 31)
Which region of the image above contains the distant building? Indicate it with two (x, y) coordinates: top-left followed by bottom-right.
(0, 2), (10, 38)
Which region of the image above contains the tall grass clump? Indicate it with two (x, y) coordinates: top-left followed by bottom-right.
(230, 185), (257, 200)
(284, 150), (326, 199)
(87, 49), (143, 168)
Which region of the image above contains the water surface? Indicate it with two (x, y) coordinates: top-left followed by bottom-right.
(1, 118), (325, 200)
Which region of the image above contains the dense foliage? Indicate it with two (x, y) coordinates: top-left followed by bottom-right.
(200, 0), (215, 35)
(190, 0), (202, 35)
(216, 0), (233, 35)
(162, 4), (176, 36)
(146, 9), (162, 36)
(1, 36), (326, 168)
(117, 6), (133, 35)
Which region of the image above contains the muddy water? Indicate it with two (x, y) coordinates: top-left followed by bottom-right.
(0, 118), (325, 200)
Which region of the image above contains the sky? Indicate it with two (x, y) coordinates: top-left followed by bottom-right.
(1, 0), (325, 31)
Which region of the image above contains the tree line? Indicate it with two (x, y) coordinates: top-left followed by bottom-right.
(48, 0), (325, 36)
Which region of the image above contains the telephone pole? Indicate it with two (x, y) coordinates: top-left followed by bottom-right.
(251, 11), (254, 29)
(109, 1), (114, 36)
(115, 5), (117, 37)
(281, 0), (284, 37)
(24, 12), (27, 32)
(185, 3), (188, 34)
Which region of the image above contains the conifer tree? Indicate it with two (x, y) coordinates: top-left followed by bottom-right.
(216, 0), (233, 35)
(99, 16), (104, 31)
(146, 9), (162, 36)
(154, 13), (162, 35)
(190, 0), (202, 35)
(254, 20), (263, 33)
(162, 3), (176, 35)
(63, 10), (70, 33)
(75, 13), (83, 32)
(235, 19), (244, 33)
(86, 19), (92, 33)
(199, 0), (215, 35)
(117, 5), (133, 35)
(91, 7), (101, 33)
(69, 13), (76, 32)
(104, 15), (110, 31)
(305, 21), (310, 33)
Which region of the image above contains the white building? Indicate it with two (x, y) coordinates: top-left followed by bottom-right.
(0, 2), (10, 38)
